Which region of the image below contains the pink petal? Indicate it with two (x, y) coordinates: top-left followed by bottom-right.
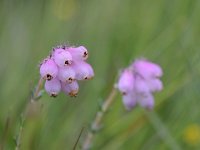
(122, 92), (137, 111)
(138, 93), (154, 110)
(135, 75), (150, 94)
(133, 59), (163, 79)
(117, 69), (134, 95)
(147, 78), (163, 92)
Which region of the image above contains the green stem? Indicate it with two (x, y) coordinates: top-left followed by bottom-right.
(82, 87), (117, 150)
(15, 77), (43, 150)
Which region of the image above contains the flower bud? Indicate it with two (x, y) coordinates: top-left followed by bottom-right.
(53, 48), (72, 67)
(133, 59), (163, 79)
(57, 66), (76, 83)
(72, 61), (94, 80)
(40, 58), (58, 81)
(67, 46), (88, 60)
(117, 69), (134, 95)
(45, 78), (61, 97)
(62, 81), (79, 97)
(122, 93), (137, 111)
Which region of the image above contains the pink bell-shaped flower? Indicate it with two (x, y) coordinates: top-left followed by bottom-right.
(72, 61), (94, 80)
(40, 58), (58, 81)
(133, 59), (163, 79)
(67, 46), (88, 61)
(137, 93), (154, 110)
(57, 66), (76, 83)
(117, 69), (134, 95)
(62, 81), (79, 97)
(53, 48), (72, 67)
(45, 78), (61, 97)
(122, 92), (137, 111)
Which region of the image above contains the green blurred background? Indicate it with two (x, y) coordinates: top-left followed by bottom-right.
(1, 0), (200, 149)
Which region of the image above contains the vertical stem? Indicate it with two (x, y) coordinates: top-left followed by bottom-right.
(82, 87), (117, 150)
(15, 77), (43, 150)
(73, 127), (85, 150)
(15, 116), (25, 150)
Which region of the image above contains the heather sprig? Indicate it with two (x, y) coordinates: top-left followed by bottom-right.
(15, 77), (44, 150)
(82, 58), (163, 149)
(39, 45), (94, 97)
(117, 59), (163, 110)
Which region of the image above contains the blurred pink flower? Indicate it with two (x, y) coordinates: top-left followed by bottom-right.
(117, 59), (163, 110)
(118, 69), (134, 95)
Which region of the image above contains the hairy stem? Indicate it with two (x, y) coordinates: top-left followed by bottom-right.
(82, 87), (117, 150)
(15, 77), (43, 150)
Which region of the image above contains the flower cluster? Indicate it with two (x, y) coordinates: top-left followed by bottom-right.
(40, 45), (94, 97)
(117, 59), (163, 110)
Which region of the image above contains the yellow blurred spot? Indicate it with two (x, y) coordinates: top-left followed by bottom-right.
(183, 124), (200, 145)
(51, 0), (77, 21)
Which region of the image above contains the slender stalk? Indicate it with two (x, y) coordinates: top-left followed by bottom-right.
(82, 87), (117, 150)
(15, 78), (43, 150)
(73, 127), (85, 150)
(15, 116), (25, 150)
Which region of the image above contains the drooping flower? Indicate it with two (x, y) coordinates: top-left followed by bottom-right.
(117, 59), (163, 110)
(39, 44), (94, 98)
(72, 61), (94, 80)
(53, 48), (72, 67)
(122, 92), (137, 110)
(45, 78), (61, 97)
(40, 58), (58, 81)
(137, 92), (154, 110)
(133, 59), (163, 79)
(57, 66), (76, 83)
(62, 81), (79, 97)
(118, 69), (134, 95)
(67, 46), (88, 61)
